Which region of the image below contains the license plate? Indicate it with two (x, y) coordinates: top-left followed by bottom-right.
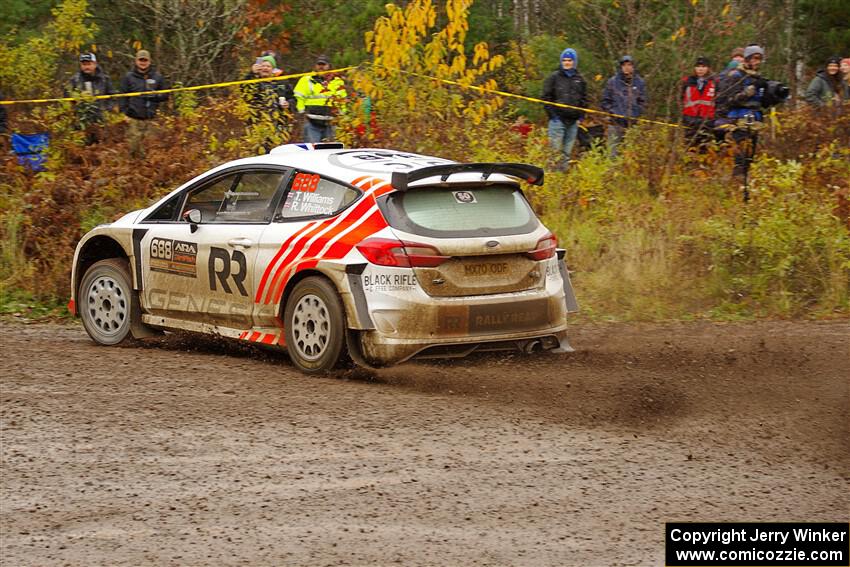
(463, 261), (510, 277)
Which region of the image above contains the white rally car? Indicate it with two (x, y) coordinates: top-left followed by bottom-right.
(69, 144), (579, 373)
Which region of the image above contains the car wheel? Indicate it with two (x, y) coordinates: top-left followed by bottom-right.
(284, 277), (347, 374)
(79, 259), (137, 346)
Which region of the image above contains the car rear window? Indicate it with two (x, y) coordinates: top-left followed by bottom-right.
(381, 185), (538, 237)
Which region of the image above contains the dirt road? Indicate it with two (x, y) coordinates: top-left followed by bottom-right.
(1, 320), (848, 566)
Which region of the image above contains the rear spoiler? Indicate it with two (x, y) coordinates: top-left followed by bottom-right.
(390, 163), (544, 191)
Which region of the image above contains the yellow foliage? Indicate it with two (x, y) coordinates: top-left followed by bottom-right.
(0, 0), (97, 99)
(352, 0), (504, 146)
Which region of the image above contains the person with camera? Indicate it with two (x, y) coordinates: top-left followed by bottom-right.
(715, 44), (788, 189)
(241, 54), (296, 152)
(119, 50), (169, 158)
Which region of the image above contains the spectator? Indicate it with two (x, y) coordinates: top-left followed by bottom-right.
(64, 52), (115, 145)
(542, 47), (588, 171)
(842, 58), (850, 102)
(260, 50), (285, 77)
(294, 55), (347, 143)
(241, 54), (296, 152)
(119, 49), (168, 158)
(0, 92), (8, 153)
(681, 56), (717, 149)
(724, 47), (745, 72)
(716, 44), (779, 184)
(601, 55), (647, 156)
(805, 56), (844, 107)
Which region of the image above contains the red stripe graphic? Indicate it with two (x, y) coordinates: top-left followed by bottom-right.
(256, 176), (380, 302)
(265, 199), (381, 304)
(262, 216), (343, 304)
(254, 176), (390, 310)
(262, 179), (389, 304)
(271, 207), (387, 305)
(255, 220), (319, 302)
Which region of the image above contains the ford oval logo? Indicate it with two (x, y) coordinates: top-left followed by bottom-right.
(485, 240), (500, 248)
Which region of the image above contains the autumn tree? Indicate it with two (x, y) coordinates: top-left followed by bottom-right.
(0, 0), (97, 99)
(346, 0), (506, 150)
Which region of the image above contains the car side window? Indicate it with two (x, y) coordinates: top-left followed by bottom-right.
(145, 192), (183, 221)
(215, 171), (285, 223)
(182, 171), (286, 223)
(278, 173), (359, 220)
(183, 174), (239, 223)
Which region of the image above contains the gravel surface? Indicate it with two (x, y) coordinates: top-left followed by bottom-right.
(1, 320), (848, 566)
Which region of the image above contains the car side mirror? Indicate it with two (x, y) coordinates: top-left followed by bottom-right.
(183, 209), (201, 233)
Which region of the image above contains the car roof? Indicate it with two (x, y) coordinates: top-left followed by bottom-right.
(214, 147), (520, 189)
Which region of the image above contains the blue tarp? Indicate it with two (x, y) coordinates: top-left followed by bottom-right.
(11, 132), (50, 172)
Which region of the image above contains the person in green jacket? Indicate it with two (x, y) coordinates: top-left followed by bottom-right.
(294, 55), (347, 143)
(805, 56), (844, 107)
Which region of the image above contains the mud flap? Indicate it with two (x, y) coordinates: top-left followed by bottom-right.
(345, 264), (375, 330)
(130, 294), (162, 339)
(346, 329), (380, 369)
(551, 335), (575, 353)
(556, 251), (579, 313)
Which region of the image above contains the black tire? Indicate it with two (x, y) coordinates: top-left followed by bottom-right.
(79, 258), (138, 346)
(283, 276), (347, 374)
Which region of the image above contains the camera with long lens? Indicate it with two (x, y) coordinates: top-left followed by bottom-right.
(762, 80), (791, 107)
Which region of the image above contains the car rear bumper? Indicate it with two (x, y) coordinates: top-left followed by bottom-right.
(341, 257), (578, 366)
(356, 325), (571, 366)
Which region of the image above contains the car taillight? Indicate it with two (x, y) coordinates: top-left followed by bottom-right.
(527, 233), (558, 261)
(356, 238), (449, 268)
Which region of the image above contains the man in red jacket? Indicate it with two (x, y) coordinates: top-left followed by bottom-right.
(681, 56), (717, 150)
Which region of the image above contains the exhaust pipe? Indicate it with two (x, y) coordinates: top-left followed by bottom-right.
(522, 340), (542, 354)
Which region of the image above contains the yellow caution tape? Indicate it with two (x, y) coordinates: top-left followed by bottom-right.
(395, 68), (682, 129)
(0, 67), (357, 106)
(1, 61), (689, 129)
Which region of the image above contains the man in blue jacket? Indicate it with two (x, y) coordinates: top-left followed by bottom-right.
(542, 48), (588, 172)
(601, 55), (647, 156)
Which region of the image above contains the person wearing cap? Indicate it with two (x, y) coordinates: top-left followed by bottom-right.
(293, 55), (347, 143)
(600, 55), (647, 156)
(260, 49), (285, 77)
(63, 52), (116, 145)
(716, 44), (772, 182)
(681, 56), (717, 149)
(805, 56), (845, 107)
(119, 49), (168, 158)
(542, 48), (588, 171)
(241, 54), (296, 152)
(724, 47), (746, 72)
